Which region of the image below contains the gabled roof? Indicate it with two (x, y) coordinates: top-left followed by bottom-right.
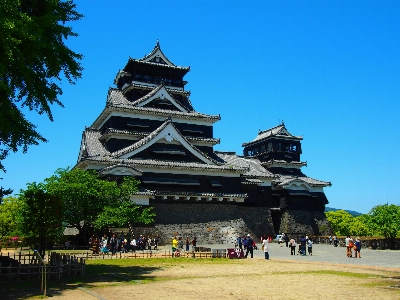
(100, 128), (220, 146)
(124, 41), (190, 71)
(125, 83), (190, 112)
(273, 175), (331, 188)
(98, 164), (142, 176)
(111, 119), (222, 165)
(242, 121), (303, 147)
(215, 151), (276, 178)
(90, 89), (221, 129)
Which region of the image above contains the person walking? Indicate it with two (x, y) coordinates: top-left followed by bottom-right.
(245, 234), (254, 258)
(172, 236), (178, 257)
(261, 236), (269, 260)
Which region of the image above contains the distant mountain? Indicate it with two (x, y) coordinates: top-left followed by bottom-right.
(325, 207), (362, 217)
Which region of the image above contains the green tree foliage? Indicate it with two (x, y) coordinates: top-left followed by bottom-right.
(367, 204), (400, 248)
(44, 168), (143, 228)
(18, 183), (64, 257)
(93, 201), (155, 230)
(325, 210), (354, 236)
(0, 0), (83, 173)
(0, 196), (21, 238)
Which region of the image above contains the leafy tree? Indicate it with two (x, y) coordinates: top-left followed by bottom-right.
(18, 183), (64, 257)
(0, 0), (83, 173)
(0, 196), (21, 239)
(93, 201), (155, 230)
(349, 216), (370, 237)
(325, 210), (354, 236)
(367, 204), (400, 249)
(44, 168), (142, 228)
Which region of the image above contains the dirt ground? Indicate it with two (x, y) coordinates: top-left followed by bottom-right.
(2, 258), (399, 300)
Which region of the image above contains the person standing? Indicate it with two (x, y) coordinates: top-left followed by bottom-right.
(354, 237), (362, 258)
(185, 236), (190, 251)
(289, 237), (296, 255)
(245, 234), (254, 258)
(345, 236), (351, 257)
(237, 236), (243, 250)
(192, 237), (197, 251)
(307, 238), (313, 255)
(261, 237), (269, 260)
(300, 235), (307, 256)
(110, 233), (118, 255)
(130, 237), (137, 253)
(284, 234), (289, 247)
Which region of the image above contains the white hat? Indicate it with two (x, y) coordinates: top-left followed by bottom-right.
(247, 234), (250, 237)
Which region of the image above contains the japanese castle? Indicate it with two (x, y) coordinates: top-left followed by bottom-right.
(76, 42), (332, 241)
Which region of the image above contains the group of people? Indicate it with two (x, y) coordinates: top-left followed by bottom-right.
(89, 232), (159, 255)
(345, 236), (362, 258)
(171, 236), (197, 257)
(328, 235), (339, 247)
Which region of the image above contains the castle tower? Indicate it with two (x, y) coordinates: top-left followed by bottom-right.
(75, 43), (332, 241)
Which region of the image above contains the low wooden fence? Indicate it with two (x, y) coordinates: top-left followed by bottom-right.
(0, 252), (85, 282)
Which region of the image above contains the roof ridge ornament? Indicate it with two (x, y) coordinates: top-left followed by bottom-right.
(156, 39), (160, 48)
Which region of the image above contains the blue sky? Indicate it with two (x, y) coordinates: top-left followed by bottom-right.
(2, 0), (400, 214)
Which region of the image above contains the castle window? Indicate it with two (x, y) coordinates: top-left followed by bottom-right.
(260, 144), (266, 152)
(277, 143), (282, 151)
(268, 143), (272, 152)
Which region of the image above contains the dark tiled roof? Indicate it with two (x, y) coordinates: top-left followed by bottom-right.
(100, 128), (220, 145)
(83, 128), (111, 157)
(111, 119), (223, 166)
(242, 123), (302, 146)
(126, 41), (190, 71)
(89, 89), (220, 128)
(122, 83), (192, 112)
(274, 175), (331, 187)
(262, 159), (307, 168)
(215, 152), (276, 178)
(152, 190), (247, 199)
(122, 83), (191, 97)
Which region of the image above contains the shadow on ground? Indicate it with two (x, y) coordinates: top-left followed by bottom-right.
(0, 264), (162, 299)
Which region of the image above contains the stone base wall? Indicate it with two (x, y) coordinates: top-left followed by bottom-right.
(130, 203), (330, 245)
(279, 209), (332, 236)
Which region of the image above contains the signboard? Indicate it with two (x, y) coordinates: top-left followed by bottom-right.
(227, 248), (245, 259)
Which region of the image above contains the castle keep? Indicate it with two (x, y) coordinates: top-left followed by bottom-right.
(76, 42), (332, 243)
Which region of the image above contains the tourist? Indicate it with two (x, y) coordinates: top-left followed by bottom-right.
(147, 237), (152, 250)
(192, 237), (197, 251)
(354, 237), (362, 258)
(345, 236), (353, 257)
(289, 237), (296, 255)
(333, 235), (338, 247)
(261, 236), (269, 260)
(284, 234), (289, 247)
(185, 236), (190, 251)
(101, 234), (108, 252)
(178, 236), (184, 251)
(300, 235), (307, 256)
(236, 235), (243, 249)
(245, 234), (254, 258)
(154, 236), (159, 250)
(243, 235), (248, 250)
(130, 237), (137, 253)
(172, 236), (178, 257)
(307, 238), (313, 255)
(110, 233), (118, 255)
(329, 235), (333, 245)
